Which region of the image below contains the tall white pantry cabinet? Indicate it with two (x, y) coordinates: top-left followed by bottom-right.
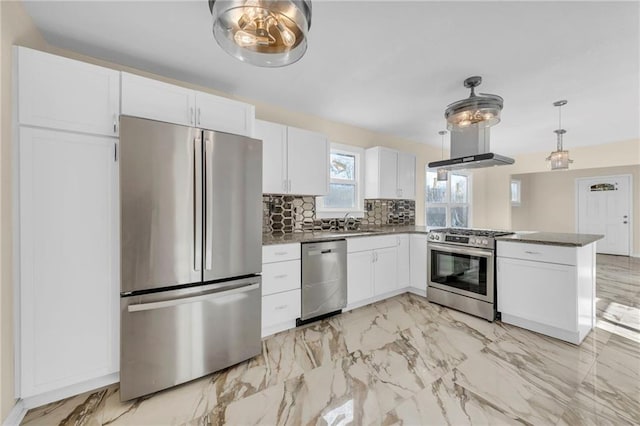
(15, 47), (120, 403)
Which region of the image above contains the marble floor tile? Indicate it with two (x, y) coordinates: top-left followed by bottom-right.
(21, 254), (640, 426)
(381, 378), (533, 426)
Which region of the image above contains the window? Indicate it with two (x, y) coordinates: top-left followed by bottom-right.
(511, 179), (521, 206)
(316, 143), (364, 217)
(425, 170), (471, 228)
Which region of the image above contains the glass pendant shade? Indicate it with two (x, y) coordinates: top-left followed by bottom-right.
(546, 101), (573, 170)
(546, 150), (572, 170)
(445, 76), (503, 130)
(210, 0), (311, 67)
(437, 168), (448, 181)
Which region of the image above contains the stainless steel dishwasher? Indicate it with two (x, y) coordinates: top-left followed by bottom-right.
(299, 239), (347, 323)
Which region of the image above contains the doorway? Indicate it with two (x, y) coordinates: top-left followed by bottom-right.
(576, 175), (632, 256)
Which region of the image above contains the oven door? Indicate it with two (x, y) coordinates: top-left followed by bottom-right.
(427, 243), (494, 303)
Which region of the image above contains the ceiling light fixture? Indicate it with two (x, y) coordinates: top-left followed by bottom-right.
(437, 130), (448, 181)
(445, 76), (503, 130)
(209, 0), (312, 67)
(546, 100), (573, 170)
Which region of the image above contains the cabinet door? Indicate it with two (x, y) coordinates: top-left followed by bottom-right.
(378, 148), (399, 199)
(373, 247), (398, 295)
(347, 251), (373, 305)
(286, 127), (329, 195)
(195, 92), (255, 137)
(397, 152), (416, 200)
(255, 120), (287, 194)
(410, 234), (427, 291)
(121, 73), (195, 127)
(19, 127), (118, 398)
(17, 47), (120, 137)
(497, 257), (576, 330)
(396, 235), (410, 288)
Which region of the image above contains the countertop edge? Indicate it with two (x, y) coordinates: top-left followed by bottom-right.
(495, 232), (604, 248)
(262, 227), (429, 245)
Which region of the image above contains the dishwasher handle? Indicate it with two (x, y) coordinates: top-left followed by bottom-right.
(307, 248), (339, 256)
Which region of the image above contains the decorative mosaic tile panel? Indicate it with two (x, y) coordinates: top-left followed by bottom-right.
(361, 199), (415, 226)
(263, 195), (415, 233)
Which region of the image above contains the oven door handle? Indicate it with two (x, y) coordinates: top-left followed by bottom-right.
(428, 243), (493, 258)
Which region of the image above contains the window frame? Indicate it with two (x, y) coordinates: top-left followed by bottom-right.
(425, 169), (473, 229)
(511, 179), (521, 206)
(316, 143), (365, 218)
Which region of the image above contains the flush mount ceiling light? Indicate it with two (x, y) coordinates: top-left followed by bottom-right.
(209, 0), (312, 67)
(445, 76), (503, 130)
(437, 130), (448, 181)
(546, 100), (573, 170)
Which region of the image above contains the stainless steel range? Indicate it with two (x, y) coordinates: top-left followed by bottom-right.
(427, 228), (513, 321)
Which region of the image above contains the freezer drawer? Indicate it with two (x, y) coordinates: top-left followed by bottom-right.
(120, 276), (262, 401)
(301, 240), (347, 321)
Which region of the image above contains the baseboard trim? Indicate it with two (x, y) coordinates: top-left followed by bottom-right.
(21, 373), (119, 410)
(3, 400), (27, 426)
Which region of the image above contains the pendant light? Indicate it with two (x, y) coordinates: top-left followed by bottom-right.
(445, 76), (504, 130)
(437, 130), (448, 181)
(209, 0), (312, 67)
(546, 100), (573, 170)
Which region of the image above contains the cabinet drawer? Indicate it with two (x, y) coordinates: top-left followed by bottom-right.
(262, 260), (300, 296)
(348, 235), (397, 253)
(263, 243), (300, 263)
(497, 241), (576, 266)
(262, 290), (301, 328)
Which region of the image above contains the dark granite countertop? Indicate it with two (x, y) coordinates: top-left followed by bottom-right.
(262, 225), (429, 246)
(496, 232), (604, 247)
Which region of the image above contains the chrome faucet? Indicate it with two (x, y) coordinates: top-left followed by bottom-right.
(343, 213), (356, 231)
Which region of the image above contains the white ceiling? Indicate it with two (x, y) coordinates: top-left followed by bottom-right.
(22, 0), (640, 155)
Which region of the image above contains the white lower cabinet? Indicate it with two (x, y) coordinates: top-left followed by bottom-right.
(347, 251), (374, 305)
(262, 290), (301, 331)
(396, 235), (410, 288)
(409, 234), (427, 293)
(261, 243), (301, 337)
(18, 127), (119, 399)
(497, 240), (596, 344)
(373, 247), (398, 295)
(347, 236), (398, 308)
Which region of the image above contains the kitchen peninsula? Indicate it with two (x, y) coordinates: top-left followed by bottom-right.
(496, 232), (603, 344)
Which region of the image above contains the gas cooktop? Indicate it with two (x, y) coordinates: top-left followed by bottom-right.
(430, 228), (514, 238)
(427, 228), (514, 249)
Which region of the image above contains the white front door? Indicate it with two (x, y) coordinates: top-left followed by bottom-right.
(577, 175), (631, 255)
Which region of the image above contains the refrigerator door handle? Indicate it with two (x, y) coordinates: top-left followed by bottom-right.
(204, 136), (214, 270)
(194, 136), (202, 272)
(128, 283), (260, 312)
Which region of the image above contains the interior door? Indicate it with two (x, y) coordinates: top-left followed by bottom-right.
(203, 130), (262, 282)
(120, 116), (201, 293)
(577, 175), (631, 255)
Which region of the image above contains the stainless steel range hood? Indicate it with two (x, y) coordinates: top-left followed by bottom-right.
(428, 125), (514, 170)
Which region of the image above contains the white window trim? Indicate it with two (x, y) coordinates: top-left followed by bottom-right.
(316, 142), (365, 219)
(511, 179), (521, 206)
(425, 169), (473, 229)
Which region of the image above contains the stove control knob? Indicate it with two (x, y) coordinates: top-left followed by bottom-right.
(482, 239), (488, 245)
(435, 235), (440, 240)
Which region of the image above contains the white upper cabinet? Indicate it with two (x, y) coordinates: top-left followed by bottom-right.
(255, 120), (287, 194)
(121, 73), (255, 137)
(17, 47), (120, 137)
(397, 152), (416, 199)
(121, 73), (195, 127)
(19, 127), (119, 398)
(195, 92), (254, 137)
(365, 147), (416, 200)
(287, 127), (329, 196)
(254, 120), (329, 195)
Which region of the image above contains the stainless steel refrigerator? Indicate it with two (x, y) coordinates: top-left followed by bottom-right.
(118, 116), (262, 401)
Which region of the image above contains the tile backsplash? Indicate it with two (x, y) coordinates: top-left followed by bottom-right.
(263, 195), (415, 233)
